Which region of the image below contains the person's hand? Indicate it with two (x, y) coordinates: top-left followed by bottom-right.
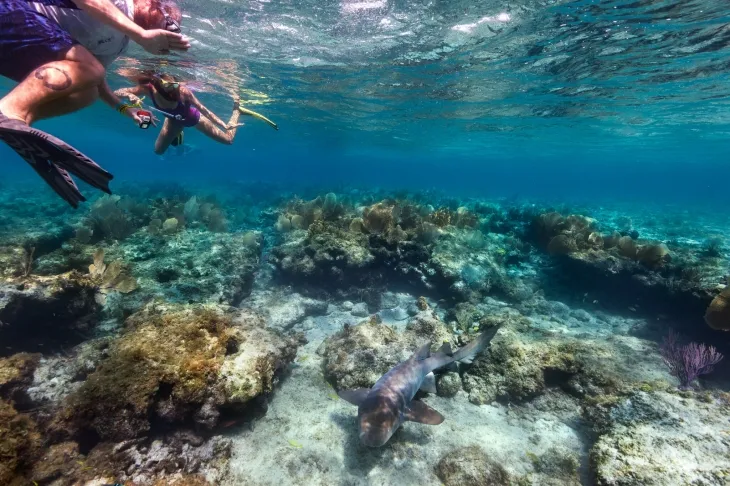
(137, 29), (190, 54)
(126, 108), (158, 127)
(126, 94), (142, 106)
(225, 122), (245, 131)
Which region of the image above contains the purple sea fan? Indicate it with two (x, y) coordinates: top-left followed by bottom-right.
(660, 330), (723, 388)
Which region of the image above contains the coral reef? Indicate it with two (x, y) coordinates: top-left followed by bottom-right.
(1, 183), (729, 486)
(0, 353), (40, 406)
(705, 287), (730, 331)
(0, 400), (41, 485)
(590, 391), (730, 485)
(56, 303), (298, 442)
(435, 445), (510, 486)
(0, 272), (99, 355)
(271, 196), (531, 305)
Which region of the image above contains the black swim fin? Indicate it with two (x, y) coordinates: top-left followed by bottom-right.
(0, 113), (113, 206)
(26, 160), (86, 208)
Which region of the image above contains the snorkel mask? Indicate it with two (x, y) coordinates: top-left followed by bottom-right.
(161, 9), (181, 33)
(151, 74), (180, 99)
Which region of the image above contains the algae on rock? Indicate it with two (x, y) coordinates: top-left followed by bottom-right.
(59, 303), (298, 442)
(590, 391), (730, 486)
(0, 400), (41, 486)
(435, 445), (510, 486)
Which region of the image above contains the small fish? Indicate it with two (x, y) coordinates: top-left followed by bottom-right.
(220, 419), (238, 428)
(338, 325), (501, 447)
(298, 355), (309, 362)
(287, 439), (303, 448)
(327, 392), (339, 401)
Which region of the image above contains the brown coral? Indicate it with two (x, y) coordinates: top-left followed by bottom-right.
(547, 235), (577, 255)
(0, 353), (40, 404)
(0, 400), (41, 485)
(60, 306), (238, 440)
(636, 243), (670, 267)
(454, 207), (479, 228)
(603, 231), (621, 249)
(57, 303), (297, 443)
(587, 232), (604, 250)
(617, 236), (638, 259)
(435, 445), (510, 486)
(431, 207), (452, 228)
(705, 288), (730, 331)
(535, 212), (566, 244)
(89, 248), (138, 295)
(362, 202), (395, 234)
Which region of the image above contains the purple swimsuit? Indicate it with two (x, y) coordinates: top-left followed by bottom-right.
(146, 85), (201, 128)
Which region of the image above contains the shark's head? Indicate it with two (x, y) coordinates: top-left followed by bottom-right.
(357, 396), (400, 447)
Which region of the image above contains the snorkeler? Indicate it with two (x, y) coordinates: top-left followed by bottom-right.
(115, 74), (277, 155)
(0, 0), (190, 207)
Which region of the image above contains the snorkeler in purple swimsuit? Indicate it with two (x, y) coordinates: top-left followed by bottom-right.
(147, 86), (201, 128)
(115, 73), (247, 154)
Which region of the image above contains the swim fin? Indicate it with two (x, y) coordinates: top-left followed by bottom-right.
(0, 113), (114, 206)
(171, 130), (184, 147)
(238, 105), (278, 130)
(26, 161), (86, 208)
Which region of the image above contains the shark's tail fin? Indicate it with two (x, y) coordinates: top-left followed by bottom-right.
(428, 324), (502, 370)
(451, 324), (501, 362)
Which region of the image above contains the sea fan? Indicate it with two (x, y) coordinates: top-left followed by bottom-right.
(659, 330), (723, 388)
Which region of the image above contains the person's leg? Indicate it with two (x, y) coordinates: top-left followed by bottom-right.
(0, 3), (105, 125)
(194, 107), (241, 145)
(31, 87), (99, 122)
(154, 118), (184, 154)
(0, 46), (104, 125)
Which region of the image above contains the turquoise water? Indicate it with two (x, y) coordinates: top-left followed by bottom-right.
(4, 0), (730, 203)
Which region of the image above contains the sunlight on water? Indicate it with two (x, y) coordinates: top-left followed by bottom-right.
(101, 0), (730, 165)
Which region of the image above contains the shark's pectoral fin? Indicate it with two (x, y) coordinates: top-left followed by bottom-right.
(419, 372), (437, 394)
(337, 388), (370, 406)
(404, 400), (445, 425)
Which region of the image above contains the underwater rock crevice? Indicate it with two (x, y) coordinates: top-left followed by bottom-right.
(0, 273), (100, 357)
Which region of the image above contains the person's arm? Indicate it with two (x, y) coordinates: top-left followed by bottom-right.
(187, 90), (228, 129)
(73, 0), (190, 54)
(100, 80), (156, 126)
(114, 85), (146, 103)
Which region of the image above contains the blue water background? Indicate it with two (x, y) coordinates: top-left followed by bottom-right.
(2, 0), (730, 207)
(3, 100), (727, 207)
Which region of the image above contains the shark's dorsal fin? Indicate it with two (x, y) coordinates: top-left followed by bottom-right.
(338, 388), (370, 406)
(404, 400), (445, 425)
(438, 341), (453, 356)
(414, 342), (432, 361)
